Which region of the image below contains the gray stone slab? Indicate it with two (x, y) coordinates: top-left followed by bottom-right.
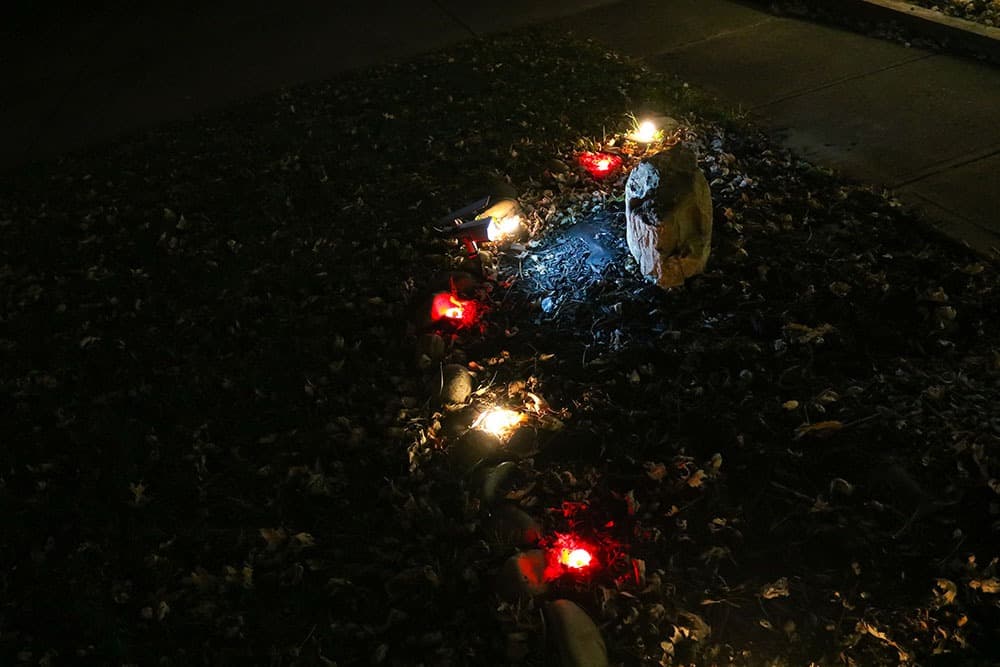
(551, 0), (771, 57)
(647, 17), (929, 109)
(757, 54), (1000, 185)
(896, 152), (1000, 252)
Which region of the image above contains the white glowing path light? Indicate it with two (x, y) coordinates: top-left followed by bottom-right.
(487, 214), (521, 241)
(629, 119), (661, 144)
(435, 196), (524, 253)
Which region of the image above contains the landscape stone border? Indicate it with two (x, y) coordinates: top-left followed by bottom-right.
(754, 0), (1000, 63)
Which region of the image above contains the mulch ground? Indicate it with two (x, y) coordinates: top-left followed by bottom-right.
(1, 30), (998, 666)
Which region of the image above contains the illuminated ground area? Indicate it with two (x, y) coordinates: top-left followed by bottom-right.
(1, 31), (998, 665)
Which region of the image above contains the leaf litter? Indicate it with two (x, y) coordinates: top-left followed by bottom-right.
(1, 28), (999, 667)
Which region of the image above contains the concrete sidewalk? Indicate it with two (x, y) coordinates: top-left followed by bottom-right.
(0, 0), (614, 171)
(554, 0), (1000, 254)
(2, 0), (998, 253)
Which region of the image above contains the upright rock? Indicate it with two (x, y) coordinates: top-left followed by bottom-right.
(625, 146), (712, 288)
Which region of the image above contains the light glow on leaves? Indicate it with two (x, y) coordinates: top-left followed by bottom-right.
(473, 407), (523, 438)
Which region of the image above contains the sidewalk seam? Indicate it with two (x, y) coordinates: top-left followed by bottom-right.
(750, 52), (935, 111)
(652, 16), (779, 55)
(892, 145), (1000, 188)
(430, 0), (479, 39)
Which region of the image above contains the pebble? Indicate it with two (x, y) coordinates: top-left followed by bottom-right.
(505, 427), (539, 459)
(496, 550), (547, 600)
(450, 429), (504, 474)
(545, 599), (609, 667)
(438, 364), (472, 405)
(483, 504), (541, 548)
(473, 461), (518, 506)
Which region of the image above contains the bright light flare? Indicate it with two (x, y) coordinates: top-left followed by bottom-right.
(473, 407), (524, 438)
(486, 214), (521, 242)
(559, 548), (593, 569)
(544, 534), (599, 580)
(630, 120), (659, 143)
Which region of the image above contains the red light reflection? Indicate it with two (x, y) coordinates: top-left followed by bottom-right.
(431, 291), (477, 328)
(577, 152), (623, 179)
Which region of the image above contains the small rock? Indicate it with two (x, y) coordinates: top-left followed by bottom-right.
(506, 631), (532, 663)
(438, 364), (472, 405)
(545, 600), (609, 667)
(625, 146), (712, 288)
(546, 158), (571, 174)
(416, 333), (445, 363)
(496, 550), (548, 600)
(440, 406), (477, 438)
(450, 429), (503, 474)
(829, 477), (854, 498)
(483, 504), (541, 548)
(505, 427), (539, 459)
(474, 461), (518, 506)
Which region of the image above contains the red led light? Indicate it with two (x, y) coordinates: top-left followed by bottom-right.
(559, 548), (593, 569)
(431, 291), (477, 328)
(545, 534), (598, 580)
(577, 152), (622, 179)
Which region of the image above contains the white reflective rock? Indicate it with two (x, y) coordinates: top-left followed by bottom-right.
(625, 146), (712, 288)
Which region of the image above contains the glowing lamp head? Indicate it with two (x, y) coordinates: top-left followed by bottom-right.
(474, 407), (523, 438)
(630, 120), (659, 143)
(544, 535), (598, 580)
(487, 214), (522, 241)
(559, 548), (593, 570)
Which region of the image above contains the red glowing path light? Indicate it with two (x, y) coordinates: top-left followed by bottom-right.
(577, 152), (623, 179)
(544, 533), (598, 581)
(430, 291), (478, 328)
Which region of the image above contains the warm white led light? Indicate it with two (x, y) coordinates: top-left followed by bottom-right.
(487, 215), (521, 242)
(631, 120), (658, 143)
(474, 407), (523, 438)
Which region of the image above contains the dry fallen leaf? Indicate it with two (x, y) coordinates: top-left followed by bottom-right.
(260, 527), (287, 550)
(645, 462), (668, 481)
(760, 577), (791, 599)
(795, 420), (843, 439)
(934, 578), (957, 606)
(687, 469), (707, 488)
(969, 578), (1000, 594)
(858, 620), (911, 662)
(292, 532), (316, 548)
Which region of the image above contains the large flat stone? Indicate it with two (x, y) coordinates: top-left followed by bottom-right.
(757, 54), (1000, 185)
(647, 17), (928, 109)
(552, 0), (770, 57)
